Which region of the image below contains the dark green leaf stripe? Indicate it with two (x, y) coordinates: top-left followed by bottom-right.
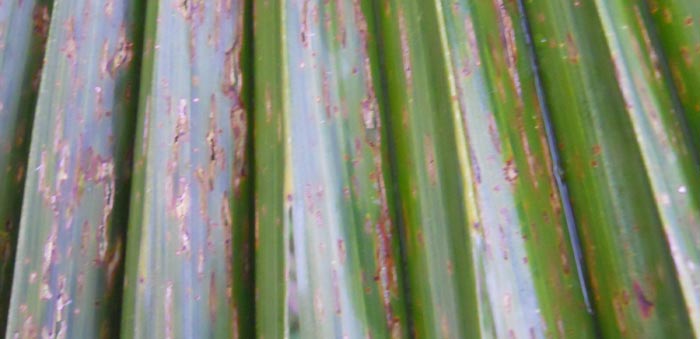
(521, 0), (694, 336)
(121, 0), (253, 337)
(6, 0), (142, 337)
(254, 0), (287, 337)
(376, 0), (480, 337)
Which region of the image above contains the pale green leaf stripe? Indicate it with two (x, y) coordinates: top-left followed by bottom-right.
(0, 0), (53, 331)
(285, 0), (407, 338)
(121, 0), (253, 338)
(376, 0), (480, 337)
(256, 0), (407, 338)
(254, 0), (288, 337)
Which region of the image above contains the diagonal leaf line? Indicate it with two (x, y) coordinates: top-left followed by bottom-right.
(515, 0), (594, 317)
(368, 0), (416, 337)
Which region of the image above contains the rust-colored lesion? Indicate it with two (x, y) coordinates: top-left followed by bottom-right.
(503, 158), (518, 184)
(494, 0), (521, 96)
(300, 0), (310, 48)
(635, 17), (662, 78)
(612, 288), (630, 335)
(222, 40), (243, 99)
(175, 179), (192, 257)
(321, 67), (334, 119)
(333, 0), (347, 47)
(684, 16), (694, 27)
(487, 115), (502, 154)
(195, 167), (211, 221)
(369, 135), (401, 334)
(32, 5), (50, 38)
(633, 281), (655, 318)
(464, 15), (482, 70)
(398, 9), (413, 92)
(108, 27), (134, 78)
(566, 33), (580, 64)
(61, 17), (78, 66)
(220, 191), (234, 302)
(423, 135), (437, 185)
(209, 271), (218, 323)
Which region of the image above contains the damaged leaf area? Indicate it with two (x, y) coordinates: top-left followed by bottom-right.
(120, 0), (253, 338)
(440, 0), (596, 337)
(5, 0), (141, 338)
(521, 0), (693, 337)
(0, 0), (53, 331)
(284, 0), (406, 338)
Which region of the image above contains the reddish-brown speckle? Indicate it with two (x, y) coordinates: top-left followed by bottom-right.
(633, 281), (654, 318)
